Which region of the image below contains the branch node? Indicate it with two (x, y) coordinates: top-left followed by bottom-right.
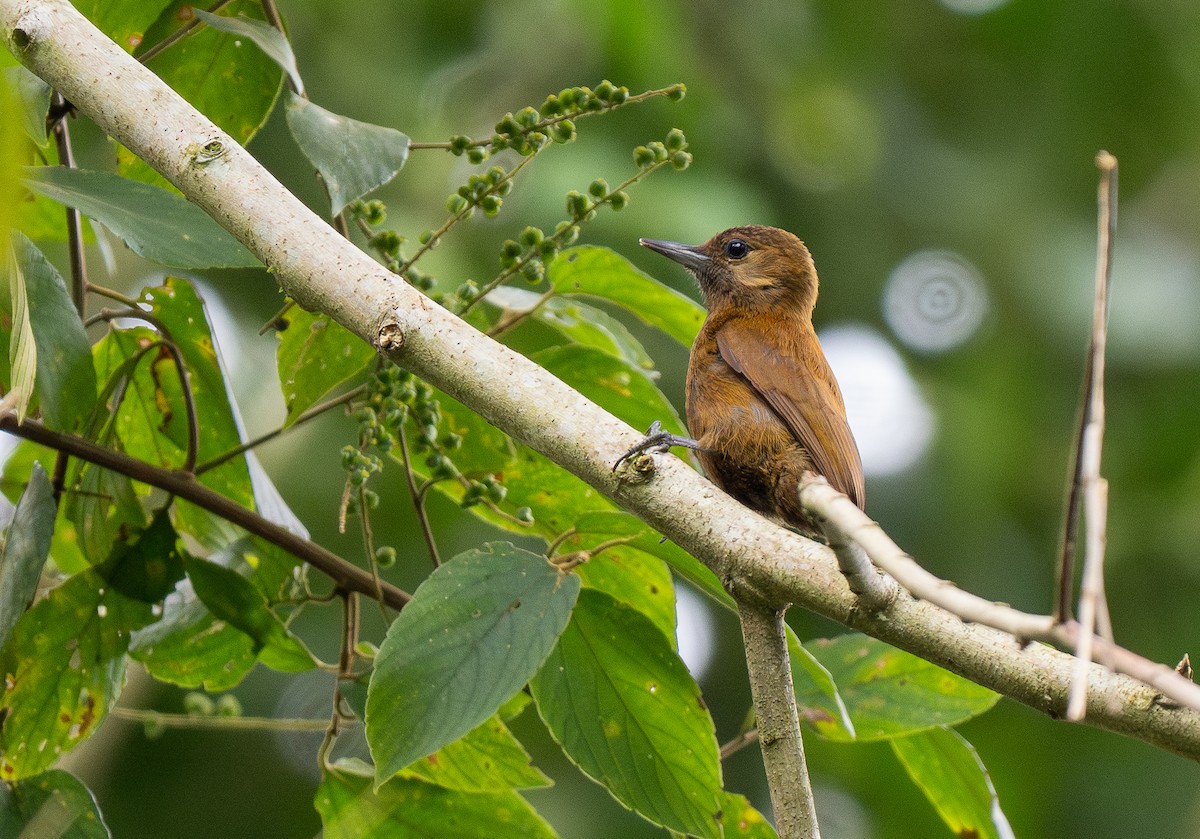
(376, 321), (405, 352)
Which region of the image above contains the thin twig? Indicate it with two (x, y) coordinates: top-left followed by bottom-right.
(798, 473), (1200, 712)
(111, 706), (338, 732)
(136, 0), (236, 64)
(799, 474), (897, 612)
(319, 590), (359, 768)
(1067, 151), (1119, 721)
(397, 421), (441, 567)
(719, 728), (760, 761)
(196, 385), (365, 475)
(0, 414), (412, 610)
(87, 308), (201, 473)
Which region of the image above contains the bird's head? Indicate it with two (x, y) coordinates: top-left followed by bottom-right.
(640, 225), (819, 314)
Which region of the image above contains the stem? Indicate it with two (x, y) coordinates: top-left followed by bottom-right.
(397, 422), (441, 567)
(111, 706), (337, 732)
(737, 602), (820, 839)
(0, 414), (411, 610)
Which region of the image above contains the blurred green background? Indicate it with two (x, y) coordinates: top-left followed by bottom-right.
(24, 0), (1200, 836)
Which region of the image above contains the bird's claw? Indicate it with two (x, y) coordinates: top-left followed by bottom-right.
(613, 421), (697, 472)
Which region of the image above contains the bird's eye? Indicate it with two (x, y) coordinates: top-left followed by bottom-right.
(724, 238), (750, 259)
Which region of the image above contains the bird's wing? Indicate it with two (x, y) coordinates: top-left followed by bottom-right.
(716, 324), (865, 508)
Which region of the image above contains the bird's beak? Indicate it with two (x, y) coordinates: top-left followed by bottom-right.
(639, 238), (710, 272)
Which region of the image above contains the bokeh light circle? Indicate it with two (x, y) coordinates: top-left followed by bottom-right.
(883, 250), (989, 353)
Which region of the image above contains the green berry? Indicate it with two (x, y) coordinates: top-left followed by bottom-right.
(183, 693), (216, 716)
(665, 128), (686, 152)
(515, 506), (534, 524)
(215, 694), (243, 717)
(670, 150), (693, 171)
(467, 147), (487, 164)
(588, 178), (608, 199)
(609, 191), (629, 211)
(667, 84), (686, 102)
(446, 194), (468, 213)
(375, 546), (397, 568)
(633, 145), (655, 168)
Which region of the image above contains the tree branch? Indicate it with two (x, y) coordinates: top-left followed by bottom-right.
(0, 414), (411, 610)
(738, 602), (820, 838)
(5, 0), (1199, 760)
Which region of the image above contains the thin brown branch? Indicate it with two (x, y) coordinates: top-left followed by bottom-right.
(396, 421), (441, 567)
(136, 0), (235, 64)
(196, 385), (364, 475)
(0, 414), (411, 610)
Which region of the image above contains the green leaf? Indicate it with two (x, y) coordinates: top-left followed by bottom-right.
(316, 760), (559, 839)
(0, 463), (54, 651)
(0, 569), (153, 779)
(406, 714), (552, 792)
(6, 233), (97, 431)
(98, 509), (185, 606)
(548, 246), (706, 347)
(0, 768), (110, 838)
(183, 556), (314, 672)
(532, 344), (686, 439)
(366, 543), (580, 783)
(3, 238), (36, 422)
(195, 9), (303, 93)
(485, 286), (656, 371)
(76, 0), (173, 53)
(787, 625), (855, 740)
(806, 634), (1000, 742)
(128, 578), (257, 691)
(530, 588), (723, 839)
(718, 791), (779, 839)
(21, 168), (260, 268)
(276, 305), (374, 426)
(126, 0), (280, 182)
(89, 278), (256, 550)
(3, 66), (51, 146)
(0, 441), (88, 575)
(892, 727), (1014, 839)
(285, 92), (410, 216)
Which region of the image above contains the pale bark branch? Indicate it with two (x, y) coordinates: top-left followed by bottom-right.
(738, 603), (820, 839)
(5, 0), (1200, 761)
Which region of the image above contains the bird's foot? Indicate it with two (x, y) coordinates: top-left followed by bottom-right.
(612, 421), (699, 472)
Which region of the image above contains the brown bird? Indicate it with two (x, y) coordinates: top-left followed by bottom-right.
(619, 225), (864, 530)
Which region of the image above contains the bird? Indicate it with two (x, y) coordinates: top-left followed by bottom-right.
(616, 225), (864, 532)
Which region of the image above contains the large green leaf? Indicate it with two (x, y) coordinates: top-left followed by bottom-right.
(21, 168), (260, 268)
(804, 634), (1000, 742)
(316, 760), (559, 839)
(285, 93), (410, 216)
(91, 278), (256, 550)
(0, 463), (54, 652)
(182, 556), (315, 673)
(485, 286), (656, 371)
(275, 304), (374, 426)
(76, 0), (173, 53)
(892, 727), (1014, 839)
(548, 246), (706, 348)
(530, 588), (723, 839)
(787, 625), (855, 740)
(0, 768), (110, 838)
(366, 543), (580, 783)
(6, 233), (97, 431)
(531, 344), (686, 439)
(4, 66), (51, 146)
(405, 714), (552, 793)
(128, 578), (257, 691)
(124, 0), (281, 184)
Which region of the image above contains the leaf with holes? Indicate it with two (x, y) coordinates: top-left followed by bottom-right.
(366, 543), (579, 784)
(0, 568), (153, 780)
